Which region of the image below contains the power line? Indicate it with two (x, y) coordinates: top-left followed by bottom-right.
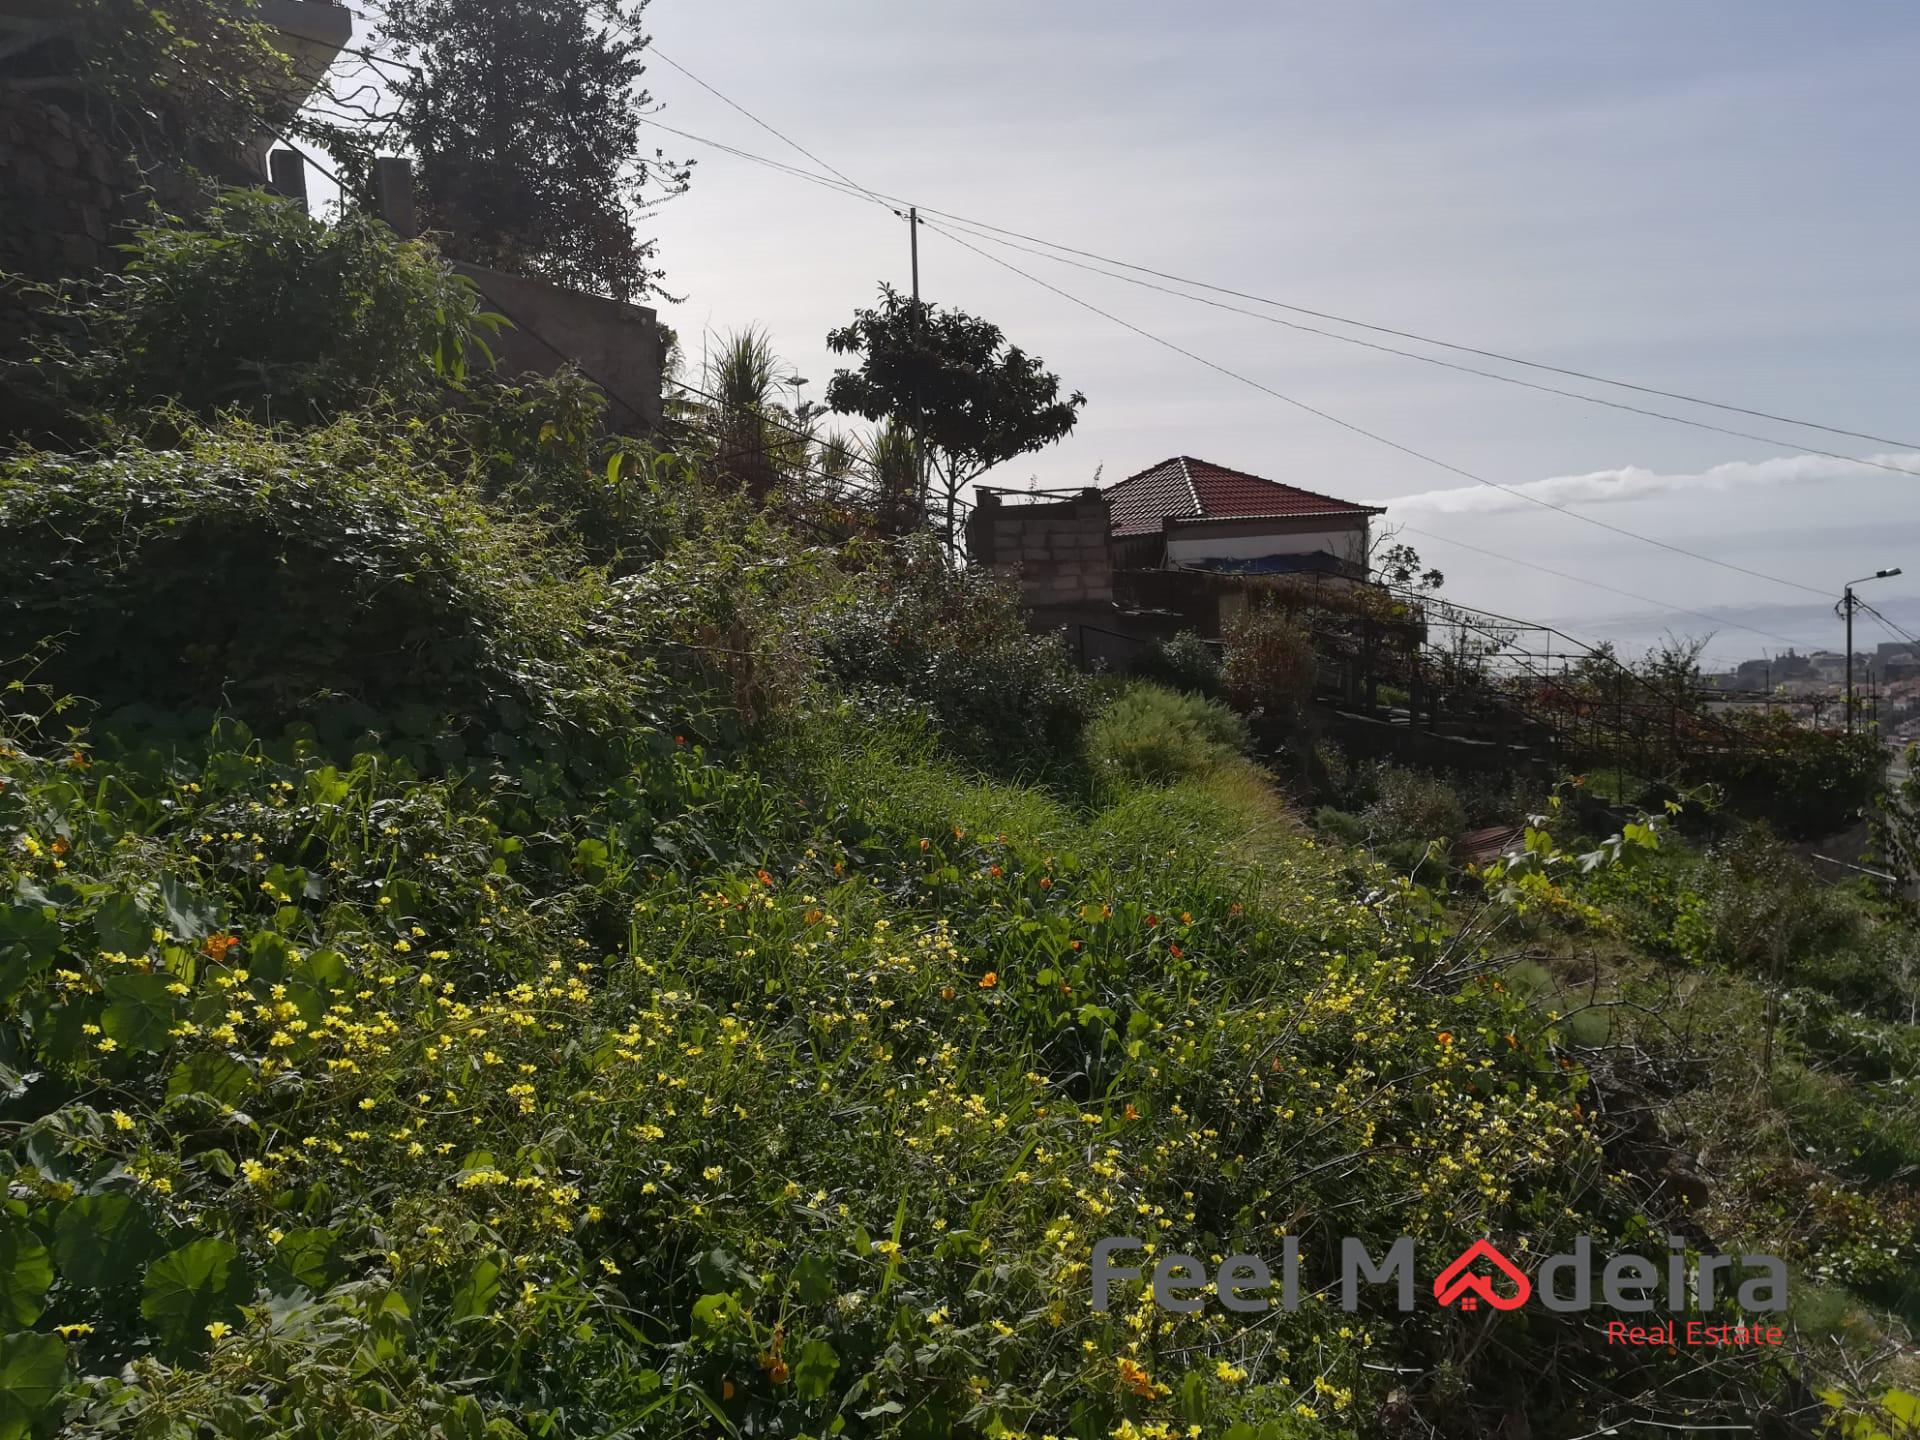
(619, 89), (1848, 608)
(632, 116), (1920, 460)
(645, 46), (894, 218)
(343, 35), (1919, 462)
(914, 213), (1834, 600)
(917, 212), (1920, 484)
(307, 52), (1876, 632)
(1857, 597), (1919, 648)
(1395, 526), (1806, 647)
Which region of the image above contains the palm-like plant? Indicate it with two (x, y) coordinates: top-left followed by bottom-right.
(705, 326), (787, 498)
(865, 419), (924, 537)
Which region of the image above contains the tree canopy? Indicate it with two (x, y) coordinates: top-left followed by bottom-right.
(375, 0), (690, 301)
(825, 284), (1085, 541)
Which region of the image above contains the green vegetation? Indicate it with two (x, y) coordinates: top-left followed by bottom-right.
(4, 161), (1917, 1440)
(1084, 685), (1249, 793)
(16, 194), (498, 434)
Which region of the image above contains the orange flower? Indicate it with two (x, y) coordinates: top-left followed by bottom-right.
(1169, 943), (1183, 958)
(1144, 913), (1159, 928)
(203, 933), (239, 962)
(50, 836), (69, 856)
(1069, 940), (1081, 951)
(757, 869), (773, 887)
(766, 1359), (789, 1384)
(1117, 1357), (1156, 1398)
(1038, 876), (1052, 889)
(674, 735), (686, 747)
(939, 985), (955, 1001)
(989, 865), (1003, 878)
(979, 972), (998, 989)
(1123, 1103), (1140, 1121)
(721, 1379), (735, 1401)
(1436, 1031), (1454, 1046)
(918, 838), (931, 851)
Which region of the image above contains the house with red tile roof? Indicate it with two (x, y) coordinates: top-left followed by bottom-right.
(1106, 456), (1386, 575)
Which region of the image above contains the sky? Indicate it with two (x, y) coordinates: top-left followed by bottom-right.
(341, 0), (1920, 669)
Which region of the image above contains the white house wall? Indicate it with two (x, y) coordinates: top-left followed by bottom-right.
(1165, 522), (1368, 567)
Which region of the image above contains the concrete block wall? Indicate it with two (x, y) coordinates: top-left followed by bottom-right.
(0, 95), (130, 285)
(966, 489), (1114, 607)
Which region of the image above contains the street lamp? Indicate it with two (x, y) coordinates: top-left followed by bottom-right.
(1840, 568), (1903, 734)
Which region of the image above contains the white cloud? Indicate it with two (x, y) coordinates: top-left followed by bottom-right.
(1379, 450), (1920, 516)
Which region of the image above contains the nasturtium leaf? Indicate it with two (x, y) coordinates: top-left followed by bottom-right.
(140, 1238), (250, 1356)
(102, 973), (182, 1053)
(690, 1292), (739, 1337)
(792, 1338), (840, 1400)
(0, 903), (60, 1005)
(791, 1252), (834, 1306)
(94, 892), (150, 956)
(293, 948), (348, 993)
(693, 1247), (740, 1293)
(53, 1193), (160, 1291)
(449, 1256), (503, 1323)
(158, 879), (218, 948)
(268, 1227), (341, 1295)
(166, 1051), (252, 1106)
(0, 1216), (53, 1326)
(0, 1331), (66, 1440)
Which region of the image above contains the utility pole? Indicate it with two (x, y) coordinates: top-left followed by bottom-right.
(1841, 567), (1903, 734)
(903, 205), (947, 553)
(909, 205), (920, 303)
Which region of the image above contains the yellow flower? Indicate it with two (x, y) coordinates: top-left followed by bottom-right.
(55, 1323), (94, 1338)
(205, 1321), (232, 1341)
(109, 1110), (136, 1132)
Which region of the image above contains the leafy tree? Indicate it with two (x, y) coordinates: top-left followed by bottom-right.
(29, 0), (301, 160)
(375, 0), (690, 301)
(14, 191), (497, 430)
(825, 285), (1085, 549)
(1370, 531), (1444, 592)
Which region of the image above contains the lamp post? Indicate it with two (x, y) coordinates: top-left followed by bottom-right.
(1840, 568), (1902, 734)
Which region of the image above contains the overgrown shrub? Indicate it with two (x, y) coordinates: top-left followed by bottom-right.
(1222, 601), (1316, 717)
(1686, 712), (1884, 838)
(1361, 766), (1468, 846)
(445, 370), (712, 573)
(1084, 682), (1248, 791)
(814, 537), (1089, 773)
(0, 418), (650, 759)
(1691, 828), (1855, 967)
(21, 191), (497, 428)
(1136, 630), (1223, 697)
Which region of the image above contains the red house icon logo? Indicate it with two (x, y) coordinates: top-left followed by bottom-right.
(1433, 1240), (1533, 1312)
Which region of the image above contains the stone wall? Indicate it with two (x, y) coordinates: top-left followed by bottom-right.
(0, 93), (130, 284)
(451, 261), (666, 431)
(965, 490), (1114, 608)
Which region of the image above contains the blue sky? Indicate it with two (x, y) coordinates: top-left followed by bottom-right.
(630, 2), (1916, 664)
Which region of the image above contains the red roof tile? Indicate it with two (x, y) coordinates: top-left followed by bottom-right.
(1104, 457), (1383, 538)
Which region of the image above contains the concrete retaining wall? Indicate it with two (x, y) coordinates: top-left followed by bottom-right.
(966, 490), (1114, 608)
